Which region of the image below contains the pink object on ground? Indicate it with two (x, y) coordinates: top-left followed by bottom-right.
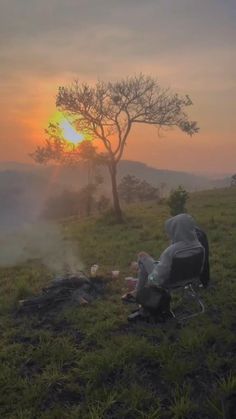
(125, 277), (138, 292)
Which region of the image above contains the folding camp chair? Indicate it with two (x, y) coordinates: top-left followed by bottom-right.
(164, 249), (205, 321)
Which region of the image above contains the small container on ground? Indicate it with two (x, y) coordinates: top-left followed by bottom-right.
(111, 270), (120, 279)
(91, 264), (99, 277)
(125, 277), (138, 292)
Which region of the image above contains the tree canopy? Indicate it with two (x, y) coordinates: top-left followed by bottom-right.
(56, 74), (199, 162)
(32, 74), (199, 221)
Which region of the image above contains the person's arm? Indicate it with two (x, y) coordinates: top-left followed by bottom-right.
(148, 247), (173, 286)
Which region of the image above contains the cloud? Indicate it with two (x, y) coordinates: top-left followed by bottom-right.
(0, 0), (235, 172)
(1, 0), (235, 82)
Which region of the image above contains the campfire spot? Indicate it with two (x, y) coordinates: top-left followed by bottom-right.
(17, 273), (108, 313)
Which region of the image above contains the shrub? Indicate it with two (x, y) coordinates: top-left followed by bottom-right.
(167, 186), (189, 216)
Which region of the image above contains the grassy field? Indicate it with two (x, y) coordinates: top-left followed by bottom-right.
(0, 187), (236, 418)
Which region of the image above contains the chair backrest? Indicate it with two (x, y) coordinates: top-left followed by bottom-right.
(166, 249), (205, 289)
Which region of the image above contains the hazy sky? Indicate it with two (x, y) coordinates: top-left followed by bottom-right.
(1, 0), (235, 173)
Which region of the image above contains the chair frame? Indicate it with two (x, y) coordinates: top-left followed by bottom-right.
(166, 280), (205, 321)
(164, 249), (206, 321)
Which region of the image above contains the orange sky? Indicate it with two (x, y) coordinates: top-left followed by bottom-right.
(0, 0), (235, 174)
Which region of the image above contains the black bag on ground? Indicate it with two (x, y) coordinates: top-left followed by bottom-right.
(136, 286), (171, 314)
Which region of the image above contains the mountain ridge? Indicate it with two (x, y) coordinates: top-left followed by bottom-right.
(0, 160), (231, 191)
(0, 160), (230, 191)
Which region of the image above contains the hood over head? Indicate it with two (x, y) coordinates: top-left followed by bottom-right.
(165, 213), (197, 243)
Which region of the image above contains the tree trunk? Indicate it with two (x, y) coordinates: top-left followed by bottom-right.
(109, 163), (123, 222)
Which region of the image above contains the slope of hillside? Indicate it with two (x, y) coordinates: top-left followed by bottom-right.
(118, 160), (213, 190)
(0, 188), (236, 418)
(0, 160), (230, 194)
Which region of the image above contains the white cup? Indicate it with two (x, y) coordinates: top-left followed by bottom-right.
(111, 270), (120, 279)
(91, 264), (99, 277)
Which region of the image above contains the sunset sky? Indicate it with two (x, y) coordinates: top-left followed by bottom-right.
(0, 0), (235, 174)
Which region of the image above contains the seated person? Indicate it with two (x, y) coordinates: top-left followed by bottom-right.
(124, 213), (205, 321)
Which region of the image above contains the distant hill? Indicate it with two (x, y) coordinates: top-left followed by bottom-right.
(210, 176), (232, 189)
(0, 160), (231, 193)
(117, 161), (212, 191)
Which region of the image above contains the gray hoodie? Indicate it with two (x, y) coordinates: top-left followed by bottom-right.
(148, 214), (203, 286)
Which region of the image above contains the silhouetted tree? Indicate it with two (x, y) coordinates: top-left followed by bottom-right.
(78, 183), (97, 217)
(159, 182), (167, 198)
(230, 174), (236, 187)
(167, 186), (189, 216)
(137, 180), (160, 202)
(97, 195), (111, 214)
(43, 184), (99, 219)
(118, 175), (141, 203)
(32, 74), (199, 222)
(43, 170), (104, 219)
(43, 189), (81, 219)
(118, 175), (159, 203)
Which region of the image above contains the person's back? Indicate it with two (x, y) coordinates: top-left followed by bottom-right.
(148, 213), (203, 287)
(195, 226), (210, 287)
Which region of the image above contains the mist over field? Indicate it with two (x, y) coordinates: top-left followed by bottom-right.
(0, 160), (231, 207)
(0, 166), (83, 272)
(0, 160), (231, 271)
(0, 221), (83, 274)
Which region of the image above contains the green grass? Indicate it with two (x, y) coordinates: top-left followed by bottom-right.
(0, 187), (236, 418)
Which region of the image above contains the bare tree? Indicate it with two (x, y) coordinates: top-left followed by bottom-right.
(32, 74), (199, 222)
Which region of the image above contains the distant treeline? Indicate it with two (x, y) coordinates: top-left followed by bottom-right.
(42, 175), (163, 220)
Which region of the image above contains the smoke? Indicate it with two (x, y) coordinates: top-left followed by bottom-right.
(0, 221), (84, 274)
(0, 170), (84, 274)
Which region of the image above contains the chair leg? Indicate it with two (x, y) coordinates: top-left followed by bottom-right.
(189, 284), (205, 313)
(171, 284), (205, 321)
(170, 309), (176, 318)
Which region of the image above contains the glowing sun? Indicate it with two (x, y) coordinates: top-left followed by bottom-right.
(50, 111), (91, 145)
(59, 119), (84, 144)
